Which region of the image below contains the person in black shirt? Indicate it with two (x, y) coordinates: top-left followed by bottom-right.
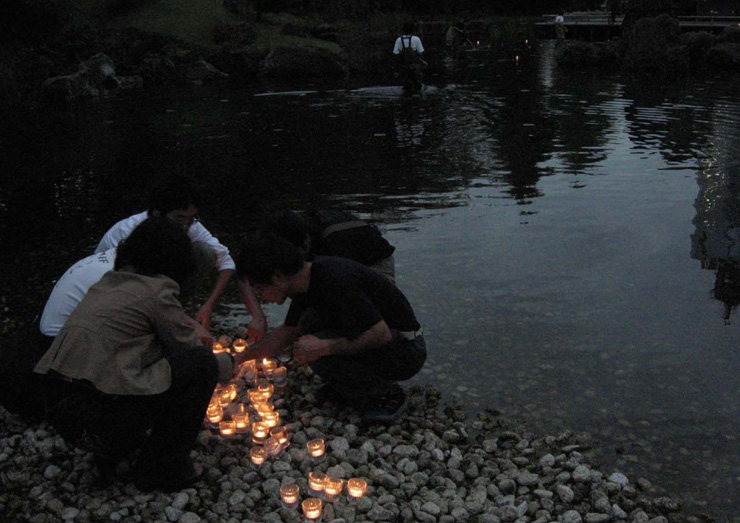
(235, 233), (426, 424)
(265, 210), (396, 282)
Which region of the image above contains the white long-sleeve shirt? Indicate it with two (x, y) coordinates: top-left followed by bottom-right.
(95, 211), (235, 272)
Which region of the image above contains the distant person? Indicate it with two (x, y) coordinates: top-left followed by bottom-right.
(34, 217), (236, 490)
(95, 175), (266, 338)
(393, 22), (426, 92)
(446, 20), (472, 50)
(235, 233), (426, 424)
(555, 13), (567, 40)
(265, 209), (396, 282)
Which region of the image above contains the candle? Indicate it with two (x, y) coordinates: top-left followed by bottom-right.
(219, 420), (236, 436)
(347, 478), (368, 498)
(257, 382), (274, 400)
(252, 421), (269, 443)
(270, 426), (289, 445)
(206, 404), (223, 424)
(308, 471), (327, 492)
(263, 436), (282, 455)
(212, 342), (226, 354)
(254, 401), (275, 416)
(260, 357), (278, 374)
(247, 388), (264, 404)
(217, 389), (232, 407)
(233, 413), (250, 433)
(232, 338), (247, 353)
(225, 383), (238, 401)
(271, 366), (287, 386)
(250, 446), (268, 465)
(324, 477), (344, 501)
(280, 483), (300, 505)
(306, 438), (326, 458)
(261, 411), (280, 428)
(301, 498), (322, 520)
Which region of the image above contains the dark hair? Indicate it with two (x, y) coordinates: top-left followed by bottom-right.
(148, 175), (201, 216)
(403, 22), (415, 34)
(263, 210), (310, 250)
(114, 217), (196, 289)
(236, 232), (305, 286)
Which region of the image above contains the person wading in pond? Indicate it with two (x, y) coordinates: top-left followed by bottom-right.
(95, 174), (266, 339)
(34, 217), (238, 491)
(393, 22), (426, 93)
(234, 233), (426, 425)
(264, 209), (397, 283)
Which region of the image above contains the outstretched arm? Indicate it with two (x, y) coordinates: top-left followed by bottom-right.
(292, 320), (392, 364)
(195, 268), (233, 330)
(237, 278), (268, 341)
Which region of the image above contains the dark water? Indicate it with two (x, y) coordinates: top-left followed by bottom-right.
(2, 40), (740, 519)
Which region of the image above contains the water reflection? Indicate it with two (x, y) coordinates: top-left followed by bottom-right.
(2, 40), (740, 519)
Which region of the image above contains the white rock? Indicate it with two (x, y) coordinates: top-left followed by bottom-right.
(44, 464), (62, 480)
(608, 472), (629, 486)
(562, 510), (583, 523)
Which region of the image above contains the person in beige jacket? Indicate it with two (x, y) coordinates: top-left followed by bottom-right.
(35, 217), (235, 491)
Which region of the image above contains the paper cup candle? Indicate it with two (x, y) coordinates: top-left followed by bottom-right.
(306, 438), (326, 458)
(206, 404), (223, 424)
(308, 471), (327, 493)
(347, 478), (368, 498)
(250, 446), (268, 465)
(232, 338), (247, 353)
(280, 483), (300, 505)
(219, 420), (236, 436)
(324, 477), (344, 501)
(302, 498), (322, 520)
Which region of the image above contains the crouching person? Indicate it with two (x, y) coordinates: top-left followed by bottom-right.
(235, 233), (426, 424)
(34, 217), (236, 491)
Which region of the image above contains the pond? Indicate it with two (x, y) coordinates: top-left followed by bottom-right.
(1, 40), (740, 519)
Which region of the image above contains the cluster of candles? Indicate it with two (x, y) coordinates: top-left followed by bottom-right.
(204, 335), (289, 463)
(280, 475), (368, 520)
(205, 333), (369, 520)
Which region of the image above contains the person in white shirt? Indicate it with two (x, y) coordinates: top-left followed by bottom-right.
(393, 22), (426, 92)
(95, 176), (266, 338)
(393, 22), (425, 55)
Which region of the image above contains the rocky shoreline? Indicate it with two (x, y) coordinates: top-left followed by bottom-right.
(0, 358), (699, 523)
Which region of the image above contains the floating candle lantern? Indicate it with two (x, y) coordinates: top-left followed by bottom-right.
(347, 478), (368, 498)
(301, 498), (322, 520)
(252, 421), (269, 444)
(261, 411), (280, 428)
(233, 413), (250, 433)
(280, 483), (300, 505)
(263, 436), (282, 455)
(324, 477), (344, 501)
(306, 438), (326, 458)
(270, 426), (289, 446)
(219, 420), (236, 436)
(308, 471), (327, 492)
(260, 357), (278, 374)
(250, 446), (268, 465)
(212, 342), (225, 354)
(271, 366), (287, 386)
(257, 382), (274, 400)
(206, 404), (223, 424)
(232, 338), (247, 353)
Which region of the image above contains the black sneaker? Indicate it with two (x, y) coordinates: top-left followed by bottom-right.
(361, 387), (407, 425)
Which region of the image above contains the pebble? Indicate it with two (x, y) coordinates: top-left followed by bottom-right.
(0, 360), (705, 523)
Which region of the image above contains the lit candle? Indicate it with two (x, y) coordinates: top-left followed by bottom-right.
(306, 438), (325, 458)
(324, 477), (344, 501)
(212, 342), (227, 354)
(206, 404), (223, 424)
(280, 483), (300, 505)
(252, 421), (269, 444)
(308, 471), (327, 492)
(260, 357), (278, 374)
(261, 411), (280, 428)
(254, 401), (275, 416)
(247, 388), (264, 404)
(250, 446), (268, 465)
(219, 420), (236, 436)
(270, 426), (289, 445)
(226, 383), (238, 401)
(347, 478), (368, 498)
(257, 382), (274, 400)
(302, 498), (322, 520)
(233, 413), (250, 433)
(263, 436), (282, 455)
(217, 389), (232, 407)
(232, 338), (247, 353)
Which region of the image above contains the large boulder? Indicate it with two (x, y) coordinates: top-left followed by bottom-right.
(42, 53), (142, 103)
(261, 45), (347, 79)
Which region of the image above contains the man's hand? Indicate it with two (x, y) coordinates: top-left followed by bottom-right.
(247, 315), (267, 342)
(293, 334), (332, 364)
(195, 301), (215, 330)
(186, 316), (214, 348)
